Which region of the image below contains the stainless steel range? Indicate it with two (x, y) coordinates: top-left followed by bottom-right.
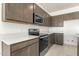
(28, 28), (48, 56)
(39, 34), (48, 56)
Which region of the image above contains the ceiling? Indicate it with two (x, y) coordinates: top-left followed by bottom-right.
(38, 3), (79, 14)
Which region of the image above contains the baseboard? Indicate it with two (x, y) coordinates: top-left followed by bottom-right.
(63, 43), (77, 47)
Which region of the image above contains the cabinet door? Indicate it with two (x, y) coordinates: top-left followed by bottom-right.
(63, 12), (79, 21)
(5, 3), (15, 20)
(28, 42), (39, 56)
(71, 12), (79, 19)
(34, 4), (46, 17)
(48, 34), (55, 48)
(23, 3), (33, 23)
(52, 15), (63, 27)
(52, 16), (57, 27)
(57, 15), (63, 27)
(54, 33), (63, 45)
(43, 16), (52, 27)
(5, 3), (24, 21)
(58, 33), (63, 45)
(48, 34), (52, 48)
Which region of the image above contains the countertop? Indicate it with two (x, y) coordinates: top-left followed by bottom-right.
(0, 33), (38, 45)
(0, 31), (55, 45)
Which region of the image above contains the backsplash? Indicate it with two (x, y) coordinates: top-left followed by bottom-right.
(0, 22), (49, 34)
(49, 27), (63, 33)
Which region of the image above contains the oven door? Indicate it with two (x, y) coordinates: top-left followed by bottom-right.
(39, 35), (48, 54)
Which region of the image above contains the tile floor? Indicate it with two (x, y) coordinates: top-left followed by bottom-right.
(0, 44), (77, 56)
(45, 44), (77, 56)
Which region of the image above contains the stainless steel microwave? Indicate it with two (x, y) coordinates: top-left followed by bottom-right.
(33, 13), (43, 25)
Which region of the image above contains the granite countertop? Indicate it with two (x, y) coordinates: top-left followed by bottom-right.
(0, 33), (38, 45)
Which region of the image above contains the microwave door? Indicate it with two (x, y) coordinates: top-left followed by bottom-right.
(34, 14), (43, 24)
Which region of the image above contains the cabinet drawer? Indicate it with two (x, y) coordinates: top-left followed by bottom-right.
(11, 46), (29, 56)
(11, 42), (39, 56)
(11, 38), (39, 52)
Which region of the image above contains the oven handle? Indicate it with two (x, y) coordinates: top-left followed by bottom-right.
(40, 36), (48, 39)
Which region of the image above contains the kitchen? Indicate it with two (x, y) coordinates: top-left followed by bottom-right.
(0, 3), (79, 56)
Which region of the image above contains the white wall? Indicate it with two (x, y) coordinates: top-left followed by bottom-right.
(64, 19), (79, 46)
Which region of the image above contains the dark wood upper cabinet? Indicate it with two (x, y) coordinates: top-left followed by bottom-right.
(43, 16), (52, 26)
(5, 3), (24, 22)
(34, 4), (51, 27)
(63, 12), (79, 21)
(5, 3), (33, 23)
(34, 4), (47, 17)
(5, 3), (12, 20)
(23, 3), (33, 23)
(51, 11), (79, 27)
(4, 3), (51, 26)
(51, 15), (63, 27)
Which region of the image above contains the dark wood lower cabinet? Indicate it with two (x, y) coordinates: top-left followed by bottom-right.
(11, 46), (29, 56)
(48, 33), (63, 49)
(48, 33), (55, 48)
(11, 42), (39, 56)
(2, 38), (39, 56)
(27, 42), (39, 56)
(2, 33), (64, 56)
(77, 37), (79, 56)
(54, 33), (63, 45)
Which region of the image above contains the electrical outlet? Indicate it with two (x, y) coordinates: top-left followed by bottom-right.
(71, 40), (74, 42)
